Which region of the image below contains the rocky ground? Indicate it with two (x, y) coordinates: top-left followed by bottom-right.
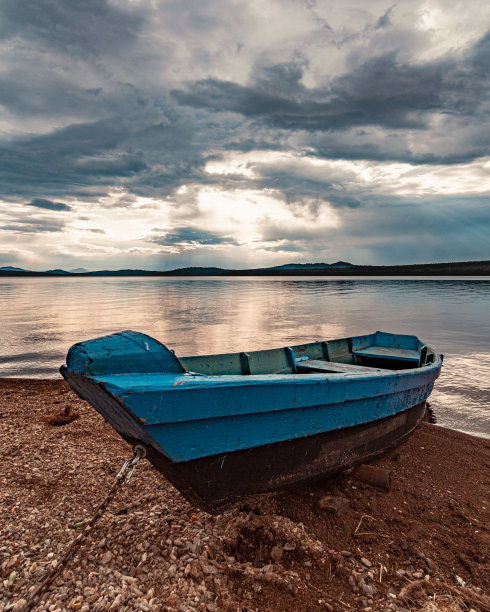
(0, 378), (489, 612)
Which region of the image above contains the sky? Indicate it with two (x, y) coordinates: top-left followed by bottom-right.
(0, 0), (489, 271)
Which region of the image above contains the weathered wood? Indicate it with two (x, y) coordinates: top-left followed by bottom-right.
(126, 402), (426, 511)
(353, 346), (420, 362)
(297, 359), (391, 374)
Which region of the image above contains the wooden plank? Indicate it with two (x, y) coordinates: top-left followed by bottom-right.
(297, 359), (391, 374)
(247, 347), (294, 375)
(353, 346), (419, 362)
(325, 338), (354, 364)
(180, 352), (243, 375)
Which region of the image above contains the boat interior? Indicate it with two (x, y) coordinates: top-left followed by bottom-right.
(180, 331), (436, 377)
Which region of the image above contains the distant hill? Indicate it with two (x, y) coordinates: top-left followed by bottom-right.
(0, 266), (27, 272)
(266, 261), (354, 271)
(0, 260), (489, 277)
(45, 269), (70, 275)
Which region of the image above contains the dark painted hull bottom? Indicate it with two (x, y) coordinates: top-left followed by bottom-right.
(122, 402), (426, 512)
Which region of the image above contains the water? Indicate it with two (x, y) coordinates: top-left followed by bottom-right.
(1, 276), (489, 438)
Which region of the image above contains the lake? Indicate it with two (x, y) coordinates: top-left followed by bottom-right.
(1, 276), (489, 438)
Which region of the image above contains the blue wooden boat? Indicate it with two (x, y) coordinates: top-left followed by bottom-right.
(60, 330), (442, 511)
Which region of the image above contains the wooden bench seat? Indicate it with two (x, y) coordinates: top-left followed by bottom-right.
(353, 346), (419, 362)
(297, 359), (392, 374)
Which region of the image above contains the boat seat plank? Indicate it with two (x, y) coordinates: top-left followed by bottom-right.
(297, 359), (391, 374)
(353, 346), (419, 362)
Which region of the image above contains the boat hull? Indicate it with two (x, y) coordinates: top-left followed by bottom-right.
(138, 401), (427, 511)
(62, 368), (427, 511)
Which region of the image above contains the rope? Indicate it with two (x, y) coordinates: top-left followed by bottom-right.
(20, 445), (146, 612)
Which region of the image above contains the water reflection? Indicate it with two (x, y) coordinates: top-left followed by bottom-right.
(1, 276), (489, 437)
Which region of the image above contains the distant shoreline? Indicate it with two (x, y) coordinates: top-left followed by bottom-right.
(1, 259), (490, 277)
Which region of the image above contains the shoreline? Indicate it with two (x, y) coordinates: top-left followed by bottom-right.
(1, 379), (489, 611)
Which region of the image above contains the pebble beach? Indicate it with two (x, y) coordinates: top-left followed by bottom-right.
(1, 378), (489, 611)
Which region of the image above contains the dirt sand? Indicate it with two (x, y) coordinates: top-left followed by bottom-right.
(0, 378), (488, 611)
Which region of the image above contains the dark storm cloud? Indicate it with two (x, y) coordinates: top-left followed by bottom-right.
(148, 227), (239, 248)
(0, 118), (191, 200)
(0, 100), (230, 201)
(27, 198), (72, 212)
(252, 166), (361, 209)
(1, 8), (487, 209)
(0, 120), (128, 200)
(0, 0), (143, 58)
(0, 73), (109, 120)
(173, 31), (490, 139)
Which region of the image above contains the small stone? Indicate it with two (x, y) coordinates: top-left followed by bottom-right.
(101, 551), (112, 564)
(341, 550), (352, 557)
(412, 571), (424, 579)
(86, 592), (101, 604)
(8, 571), (17, 587)
(121, 575), (137, 584)
(318, 495), (350, 516)
(168, 564), (177, 577)
(108, 594), (122, 611)
(190, 562), (201, 579)
(283, 541), (296, 552)
(426, 557), (437, 570)
(361, 557), (372, 568)
(361, 583), (377, 596)
(271, 546), (283, 562)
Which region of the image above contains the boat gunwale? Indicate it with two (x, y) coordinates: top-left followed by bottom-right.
(90, 352), (442, 388)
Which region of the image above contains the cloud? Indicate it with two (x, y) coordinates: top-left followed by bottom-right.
(0, 252), (21, 264)
(148, 226), (239, 250)
(0, 0), (143, 59)
(84, 228), (106, 234)
(0, 1), (489, 269)
(27, 198), (72, 211)
(173, 34), (489, 137)
(1, 218), (66, 233)
(375, 5), (394, 30)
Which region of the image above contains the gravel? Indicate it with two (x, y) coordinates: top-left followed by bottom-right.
(1, 379), (489, 611)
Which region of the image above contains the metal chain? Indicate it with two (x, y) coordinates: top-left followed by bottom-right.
(20, 445), (147, 612)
